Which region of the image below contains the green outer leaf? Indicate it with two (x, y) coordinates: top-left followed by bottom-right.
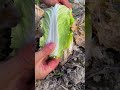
(11, 0), (34, 50)
(40, 4), (74, 58)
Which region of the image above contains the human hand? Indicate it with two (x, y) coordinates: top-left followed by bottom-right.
(0, 42), (59, 89)
(0, 43), (34, 90)
(42, 0), (72, 8)
(35, 42), (60, 79)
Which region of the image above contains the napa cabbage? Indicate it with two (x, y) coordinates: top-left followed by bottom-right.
(40, 4), (74, 58)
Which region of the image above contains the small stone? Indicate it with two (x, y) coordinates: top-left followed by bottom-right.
(67, 69), (71, 73)
(74, 58), (77, 61)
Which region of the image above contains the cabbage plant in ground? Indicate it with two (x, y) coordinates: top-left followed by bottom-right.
(40, 4), (74, 58)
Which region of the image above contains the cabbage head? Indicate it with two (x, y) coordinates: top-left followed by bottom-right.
(40, 4), (74, 58)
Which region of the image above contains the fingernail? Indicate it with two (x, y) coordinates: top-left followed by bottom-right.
(46, 42), (56, 50)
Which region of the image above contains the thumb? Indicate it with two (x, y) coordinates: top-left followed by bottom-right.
(35, 42), (56, 64)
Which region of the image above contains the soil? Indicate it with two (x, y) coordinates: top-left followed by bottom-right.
(87, 0), (120, 51)
(86, 36), (120, 89)
(86, 0), (120, 89)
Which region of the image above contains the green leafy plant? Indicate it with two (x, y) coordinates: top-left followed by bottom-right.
(40, 4), (74, 58)
(11, 0), (34, 53)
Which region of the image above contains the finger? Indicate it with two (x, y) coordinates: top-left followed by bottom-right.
(35, 42), (56, 63)
(43, 58), (60, 76)
(60, 0), (72, 8)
